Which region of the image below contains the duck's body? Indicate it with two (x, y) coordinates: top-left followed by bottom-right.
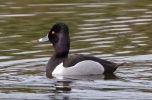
(38, 22), (124, 76)
(52, 60), (104, 75)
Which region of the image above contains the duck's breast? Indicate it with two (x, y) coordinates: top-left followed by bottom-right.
(52, 60), (104, 75)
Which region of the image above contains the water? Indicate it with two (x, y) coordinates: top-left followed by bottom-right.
(0, 0), (152, 99)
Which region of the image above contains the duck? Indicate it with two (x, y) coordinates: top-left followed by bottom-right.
(38, 22), (124, 76)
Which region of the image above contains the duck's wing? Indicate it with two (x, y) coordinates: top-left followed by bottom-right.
(63, 54), (124, 73)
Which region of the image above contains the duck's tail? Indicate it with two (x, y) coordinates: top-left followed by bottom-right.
(115, 62), (126, 68)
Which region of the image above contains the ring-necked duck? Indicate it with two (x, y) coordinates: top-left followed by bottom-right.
(38, 22), (124, 76)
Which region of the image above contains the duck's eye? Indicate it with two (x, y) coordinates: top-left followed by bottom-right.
(52, 31), (55, 34)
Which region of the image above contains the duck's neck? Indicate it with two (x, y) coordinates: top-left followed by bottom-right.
(54, 51), (69, 58)
(46, 32), (70, 77)
(53, 33), (70, 57)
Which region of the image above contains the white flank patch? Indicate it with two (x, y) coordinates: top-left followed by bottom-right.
(52, 60), (104, 75)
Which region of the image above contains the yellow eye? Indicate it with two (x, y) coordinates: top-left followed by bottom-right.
(52, 31), (55, 34)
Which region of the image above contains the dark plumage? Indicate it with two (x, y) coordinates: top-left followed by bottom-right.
(38, 22), (124, 76)
(63, 54), (123, 73)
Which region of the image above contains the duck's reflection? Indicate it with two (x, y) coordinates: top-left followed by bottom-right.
(47, 74), (119, 100)
(49, 73), (119, 80)
(55, 80), (72, 93)
(47, 73), (119, 92)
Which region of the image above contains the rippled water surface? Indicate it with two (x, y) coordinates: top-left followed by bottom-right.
(0, 0), (152, 99)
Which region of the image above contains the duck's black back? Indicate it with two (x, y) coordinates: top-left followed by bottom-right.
(63, 54), (123, 73)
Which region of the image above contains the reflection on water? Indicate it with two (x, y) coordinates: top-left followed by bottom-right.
(0, 0), (152, 99)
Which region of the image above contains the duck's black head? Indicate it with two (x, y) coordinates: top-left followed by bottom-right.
(38, 22), (70, 57)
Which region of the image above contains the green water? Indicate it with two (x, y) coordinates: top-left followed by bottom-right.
(0, 0), (152, 99)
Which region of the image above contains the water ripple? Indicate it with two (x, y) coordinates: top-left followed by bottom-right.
(72, 34), (99, 39)
(83, 18), (112, 22)
(77, 13), (104, 16)
(12, 50), (45, 55)
(75, 31), (98, 34)
(107, 31), (132, 34)
(78, 4), (107, 8)
(121, 9), (148, 12)
(45, 11), (76, 14)
(28, 3), (81, 7)
(115, 51), (133, 55)
(110, 18), (152, 24)
(123, 54), (152, 62)
(0, 57), (48, 67)
(78, 37), (116, 42)
(0, 56), (13, 60)
(0, 14), (35, 18)
(115, 17), (134, 20)
(145, 11), (152, 14)
(91, 41), (115, 44)
(0, 35), (22, 39)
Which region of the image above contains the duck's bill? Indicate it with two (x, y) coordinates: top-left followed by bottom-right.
(38, 35), (49, 42)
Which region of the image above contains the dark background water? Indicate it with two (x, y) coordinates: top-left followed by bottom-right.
(0, 0), (152, 99)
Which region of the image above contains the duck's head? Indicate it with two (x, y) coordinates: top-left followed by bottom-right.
(38, 22), (70, 57)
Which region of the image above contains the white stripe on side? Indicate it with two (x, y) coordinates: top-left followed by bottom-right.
(52, 60), (104, 75)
